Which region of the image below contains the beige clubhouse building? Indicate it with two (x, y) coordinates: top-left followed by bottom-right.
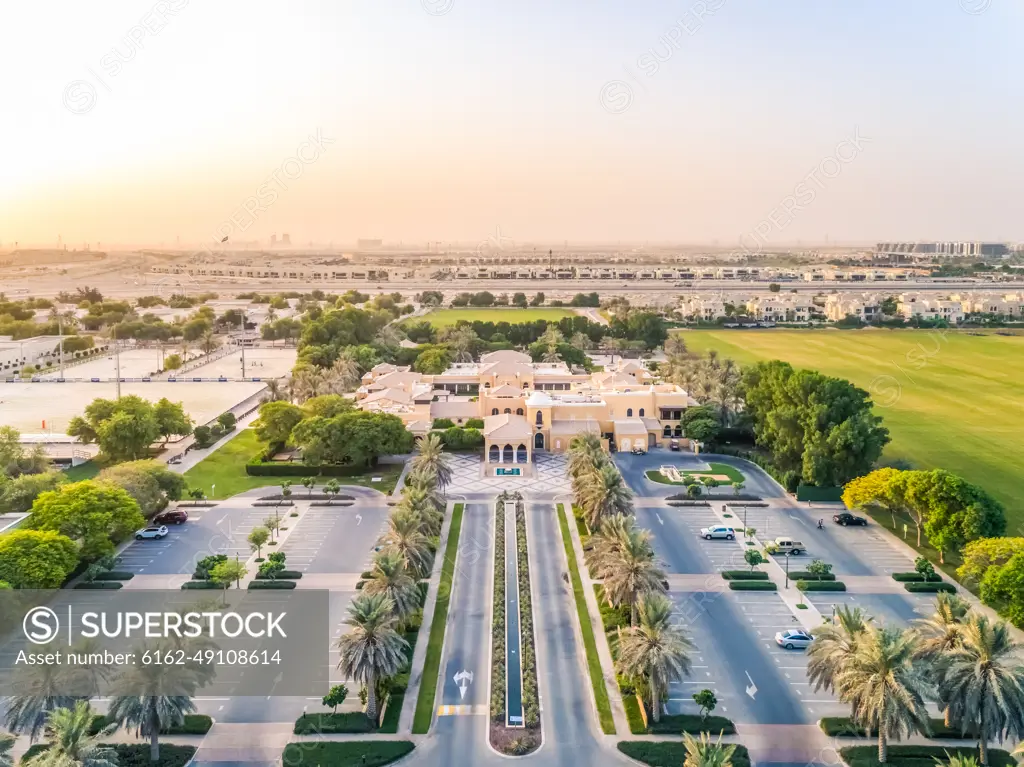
(355, 350), (696, 474)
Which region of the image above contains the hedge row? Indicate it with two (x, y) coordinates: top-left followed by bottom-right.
(181, 581), (220, 590)
(89, 714), (212, 737)
(891, 572), (944, 582)
(254, 570), (303, 580)
(93, 571), (135, 581)
(293, 712), (375, 734)
(789, 571), (836, 581)
(797, 580), (847, 592)
(728, 581), (777, 591)
(74, 582), (124, 590)
(821, 716), (978, 740)
(840, 745), (1014, 767)
(905, 581), (956, 593)
(721, 570), (770, 581)
(618, 742), (751, 767)
(280, 742), (415, 767)
(248, 580), (296, 590)
(246, 462), (376, 477)
(647, 713), (736, 735)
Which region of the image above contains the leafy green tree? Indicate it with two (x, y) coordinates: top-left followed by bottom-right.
(692, 689), (718, 723)
(28, 481), (145, 561)
(301, 477), (316, 498)
(302, 395), (354, 419)
(0, 426), (50, 477)
(512, 292), (528, 308)
(263, 514), (281, 543)
(322, 684), (348, 713)
(616, 593), (693, 724)
(914, 556), (936, 580)
(247, 527), (269, 559)
(684, 417), (720, 444)
(253, 401), (305, 446)
(67, 395), (164, 463)
(188, 488), (205, 505)
(291, 412), (412, 467)
(153, 398), (193, 444)
(744, 549), (763, 571)
(686, 483), (703, 499)
(108, 659), (198, 762)
(958, 538), (1024, 585)
(336, 593), (410, 725)
(209, 560), (247, 593)
(413, 345), (452, 374)
(835, 625), (930, 763)
(323, 479), (341, 505)
(22, 702), (117, 767)
(98, 460), (185, 517)
(936, 615), (1024, 766)
(807, 559), (833, 578)
(0, 471), (64, 514)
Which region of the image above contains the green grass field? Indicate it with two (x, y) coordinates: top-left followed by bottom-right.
(679, 329), (1024, 526)
(411, 307), (576, 328)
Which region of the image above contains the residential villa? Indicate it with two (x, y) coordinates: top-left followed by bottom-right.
(823, 293), (882, 323)
(356, 350), (696, 476)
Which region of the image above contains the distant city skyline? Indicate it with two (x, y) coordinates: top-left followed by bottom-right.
(1, 0), (1021, 247)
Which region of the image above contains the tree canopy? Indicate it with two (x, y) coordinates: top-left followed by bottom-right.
(291, 411), (413, 467)
(67, 395), (192, 462)
(0, 529), (79, 588)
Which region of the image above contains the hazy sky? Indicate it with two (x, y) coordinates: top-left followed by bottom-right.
(1, 0), (1021, 248)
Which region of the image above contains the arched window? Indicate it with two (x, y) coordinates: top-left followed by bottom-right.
(516, 408), (524, 416)
(502, 444), (514, 463)
(674, 425), (683, 437)
(504, 408), (511, 414)
(663, 425), (671, 437)
(534, 432), (545, 449)
(491, 408), (499, 416)
(489, 445), (500, 462)
(517, 444), (527, 463)
(639, 408), (645, 417)
(535, 412), (543, 426)
(627, 408), (633, 417)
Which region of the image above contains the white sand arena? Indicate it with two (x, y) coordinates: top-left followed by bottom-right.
(0, 380), (266, 433)
(39, 348), (168, 379)
(180, 347), (296, 379)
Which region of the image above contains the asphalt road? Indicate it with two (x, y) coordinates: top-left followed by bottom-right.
(280, 503), (389, 573)
(505, 503), (525, 727)
(614, 448), (783, 499)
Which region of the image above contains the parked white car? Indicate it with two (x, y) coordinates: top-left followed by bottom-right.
(134, 525), (169, 540)
(775, 629), (814, 650)
(699, 525), (736, 540)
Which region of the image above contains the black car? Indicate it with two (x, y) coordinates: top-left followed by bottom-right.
(833, 512), (867, 526)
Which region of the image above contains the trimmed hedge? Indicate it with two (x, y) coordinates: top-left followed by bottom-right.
(721, 570), (770, 581)
(647, 713), (736, 735)
(797, 580), (847, 592)
(248, 580), (296, 590)
(789, 571), (836, 581)
(93, 571), (135, 581)
(74, 582), (124, 590)
(293, 712), (374, 734)
(821, 717), (978, 740)
(23, 744), (198, 767)
(891, 572), (944, 582)
(839, 745), (1014, 767)
(89, 714), (212, 737)
(618, 742), (751, 767)
(728, 581), (777, 591)
(181, 581), (220, 590)
(254, 570), (303, 580)
(281, 741), (415, 767)
(905, 581), (956, 593)
(246, 462), (378, 477)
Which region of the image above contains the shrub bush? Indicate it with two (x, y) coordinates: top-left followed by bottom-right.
(181, 581), (220, 590)
(891, 572), (944, 582)
(281, 741), (415, 767)
(465, 418), (484, 429)
(797, 580), (847, 592)
(248, 580), (297, 589)
(728, 581), (777, 591)
(721, 570), (769, 580)
(431, 418), (455, 429)
(840, 745), (1014, 767)
(905, 581), (956, 593)
(293, 712), (374, 734)
(254, 570), (303, 580)
(74, 582), (123, 590)
(789, 571), (836, 581)
(647, 713), (736, 734)
(618, 742), (750, 767)
(93, 571), (135, 581)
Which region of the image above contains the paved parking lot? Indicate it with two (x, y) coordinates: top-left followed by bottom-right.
(280, 505), (388, 574)
(615, 448), (783, 499)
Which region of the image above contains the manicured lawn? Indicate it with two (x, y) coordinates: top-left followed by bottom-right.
(280, 742), (414, 767)
(63, 460), (100, 481)
(839, 745), (1014, 767)
(556, 503), (615, 734)
(412, 502), (465, 734)
(410, 307), (576, 328)
(618, 742), (751, 767)
(182, 429), (403, 499)
(680, 329), (1024, 526)
(645, 462), (745, 486)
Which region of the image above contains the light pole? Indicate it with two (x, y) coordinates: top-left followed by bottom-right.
(240, 310), (246, 380)
(114, 340), (122, 398)
(784, 552), (791, 589)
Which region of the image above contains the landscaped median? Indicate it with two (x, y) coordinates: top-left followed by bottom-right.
(839, 745), (1015, 767)
(892, 571), (957, 593)
(820, 716), (980, 740)
(555, 502), (615, 734)
(618, 741), (750, 767)
(281, 741), (415, 767)
(411, 502), (465, 734)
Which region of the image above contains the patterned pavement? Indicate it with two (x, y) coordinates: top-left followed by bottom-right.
(447, 453), (571, 497)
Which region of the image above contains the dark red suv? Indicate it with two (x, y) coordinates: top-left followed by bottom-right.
(154, 510), (189, 525)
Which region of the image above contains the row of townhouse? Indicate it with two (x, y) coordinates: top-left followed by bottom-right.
(679, 296), (815, 322)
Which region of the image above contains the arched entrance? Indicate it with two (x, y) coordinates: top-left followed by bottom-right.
(534, 432), (544, 450)
(489, 444), (500, 463)
(517, 444), (527, 463)
(502, 444), (514, 463)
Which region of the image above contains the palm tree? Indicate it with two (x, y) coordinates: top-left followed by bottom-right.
(587, 514), (637, 573)
(108, 654), (198, 763)
(616, 593), (694, 724)
(598, 526), (666, 626)
(2, 663), (80, 741)
(291, 368), (326, 403)
(0, 731), (16, 767)
(381, 509), (433, 578)
(364, 551), (420, 627)
(937, 615), (1024, 765)
(408, 433), (452, 493)
(916, 593), (971, 726)
(835, 625), (931, 764)
(336, 593), (410, 725)
(578, 463), (633, 531)
(942, 755), (981, 767)
(567, 433), (604, 481)
(199, 329), (218, 356)
(178, 338), (190, 361)
(328, 352), (361, 393)
(808, 605), (870, 694)
(396, 487), (443, 537)
(261, 378), (286, 403)
(24, 702), (117, 767)
(682, 731), (736, 767)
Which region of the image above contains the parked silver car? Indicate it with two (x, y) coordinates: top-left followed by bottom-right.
(775, 629), (814, 650)
(699, 525), (736, 540)
(135, 525), (169, 540)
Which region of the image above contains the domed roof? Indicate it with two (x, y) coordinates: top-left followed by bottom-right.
(525, 391), (553, 407)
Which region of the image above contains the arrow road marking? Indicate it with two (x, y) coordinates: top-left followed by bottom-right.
(355, 514), (363, 525)
(453, 669), (474, 700)
(656, 513), (664, 525)
(744, 671), (758, 699)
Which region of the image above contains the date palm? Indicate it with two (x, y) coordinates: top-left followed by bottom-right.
(199, 329), (218, 356)
(0, 731), (15, 767)
(336, 593), (409, 726)
(290, 367), (327, 403)
(381, 508), (433, 578)
(327, 352), (361, 393)
(598, 526), (666, 626)
(936, 615), (1024, 766)
(579, 463), (633, 531)
(808, 605), (870, 694)
(587, 513), (636, 573)
(364, 551), (420, 627)
(408, 433), (452, 493)
(835, 625), (931, 764)
(396, 487), (443, 537)
(915, 593), (972, 726)
(261, 378), (286, 403)
(2, 662), (80, 741)
(108, 653), (198, 763)
(682, 731), (737, 767)
(616, 593), (693, 724)
(24, 702), (117, 767)
(567, 433), (604, 480)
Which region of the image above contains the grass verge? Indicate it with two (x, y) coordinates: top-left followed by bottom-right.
(411, 502), (465, 734)
(556, 502), (615, 734)
(618, 741), (750, 767)
(281, 741), (414, 767)
(839, 745), (1014, 767)
(821, 716), (980, 739)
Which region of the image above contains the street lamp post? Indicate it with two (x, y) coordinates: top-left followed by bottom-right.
(785, 552), (791, 589)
